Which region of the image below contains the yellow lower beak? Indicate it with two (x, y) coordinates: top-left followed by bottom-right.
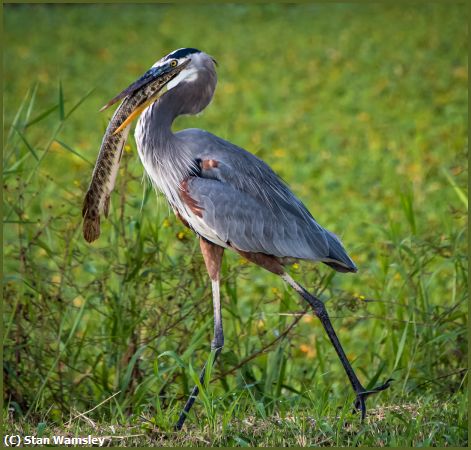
(113, 85), (169, 135)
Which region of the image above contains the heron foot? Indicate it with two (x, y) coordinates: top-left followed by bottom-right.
(353, 378), (394, 420)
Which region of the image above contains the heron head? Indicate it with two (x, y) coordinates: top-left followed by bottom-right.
(101, 48), (217, 133)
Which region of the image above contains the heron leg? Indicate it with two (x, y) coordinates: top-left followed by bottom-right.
(281, 272), (391, 420)
(175, 240), (224, 431)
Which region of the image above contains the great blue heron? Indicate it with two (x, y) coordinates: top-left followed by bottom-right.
(84, 47), (391, 430)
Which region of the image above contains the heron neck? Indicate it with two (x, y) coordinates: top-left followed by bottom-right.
(135, 102), (192, 214)
(135, 96), (194, 194)
(147, 95), (179, 143)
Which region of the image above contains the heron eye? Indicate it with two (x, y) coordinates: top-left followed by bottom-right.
(170, 60), (178, 67)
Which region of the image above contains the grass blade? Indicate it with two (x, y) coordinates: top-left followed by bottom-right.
(119, 345), (148, 394)
(54, 139), (94, 166)
(25, 104), (59, 128)
(393, 321), (409, 371)
(65, 87), (95, 119)
(3, 152), (31, 175)
(442, 169), (468, 210)
(13, 126), (39, 161)
(158, 350), (187, 369)
(6, 86), (31, 145)
(24, 81), (39, 125)
(58, 80), (65, 120)
(399, 189), (416, 234)
(28, 296), (88, 416)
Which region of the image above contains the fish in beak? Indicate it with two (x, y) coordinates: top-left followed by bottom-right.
(101, 58), (190, 135)
(82, 58), (190, 242)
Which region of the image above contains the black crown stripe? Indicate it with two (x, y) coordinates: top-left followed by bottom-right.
(166, 48), (201, 60)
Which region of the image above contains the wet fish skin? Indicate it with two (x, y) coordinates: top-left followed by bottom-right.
(82, 113), (130, 243)
(82, 67), (184, 243)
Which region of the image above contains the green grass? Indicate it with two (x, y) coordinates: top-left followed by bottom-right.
(3, 3), (468, 446)
(4, 393), (468, 447)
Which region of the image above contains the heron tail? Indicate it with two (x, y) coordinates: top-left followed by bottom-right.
(322, 230), (358, 273)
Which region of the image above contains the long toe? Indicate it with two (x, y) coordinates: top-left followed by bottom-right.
(370, 378), (394, 394)
(362, 378), (394, 397)
(353, 378), (393, 420)
(353, 394), (367, 421)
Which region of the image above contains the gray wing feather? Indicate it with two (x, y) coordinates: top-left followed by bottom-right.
(177, 128), (356, 268)
(186, 177), (329, 260)
(178, 128), (324, 223)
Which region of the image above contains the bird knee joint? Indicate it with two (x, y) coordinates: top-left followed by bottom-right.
(211, 336), (224, 351)
(313, 303), (328, 320)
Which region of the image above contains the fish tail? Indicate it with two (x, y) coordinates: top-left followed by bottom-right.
(82, 192), (101, 243)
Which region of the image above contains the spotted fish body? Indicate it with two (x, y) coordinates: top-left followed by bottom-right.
(82, 67), (186, 243)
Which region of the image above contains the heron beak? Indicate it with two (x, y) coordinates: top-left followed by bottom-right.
(111, 86), (169, 135)
(100, 60), (190, 134)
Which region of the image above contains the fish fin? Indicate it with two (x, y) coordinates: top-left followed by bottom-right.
(82, 193), (101, 242)
(83, 215), (101, 243)
(117, 146), (124, 164)
(103, 195), (111, 218)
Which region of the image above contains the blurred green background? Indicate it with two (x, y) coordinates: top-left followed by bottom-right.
(3, 3), (468, 446)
